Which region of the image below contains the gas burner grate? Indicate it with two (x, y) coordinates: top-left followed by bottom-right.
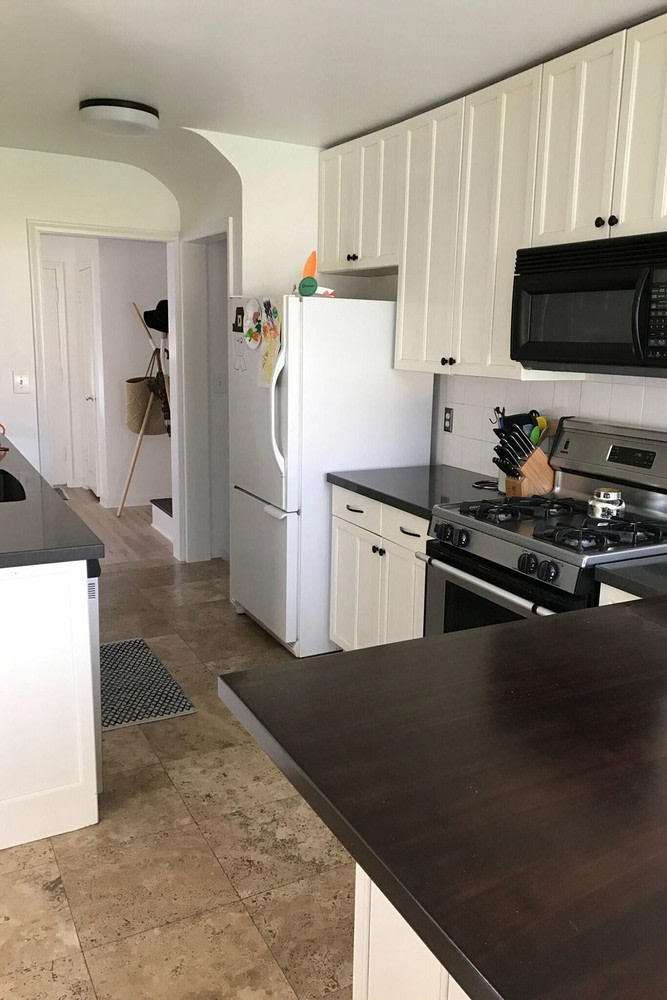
(536, 515), (667, 552)
(459, 496), (588, 524)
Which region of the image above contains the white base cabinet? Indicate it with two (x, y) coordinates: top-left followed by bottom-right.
(330, 486), (428, 651)
(598, 583), (640, 606)
(0, 560), (98, 849)
(354, 866), (472, 1000)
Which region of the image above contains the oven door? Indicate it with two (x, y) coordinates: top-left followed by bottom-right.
(511, 264), (650, 370)
(420, 547), (588, 636)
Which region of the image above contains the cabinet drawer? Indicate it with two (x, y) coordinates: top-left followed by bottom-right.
(381, 505), (430, 553)
(332, 486), (383, 534)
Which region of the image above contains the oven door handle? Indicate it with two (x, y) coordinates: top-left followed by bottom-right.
(417, 552), (556, 618)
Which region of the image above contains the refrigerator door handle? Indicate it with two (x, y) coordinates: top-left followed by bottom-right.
(270, 344), (286, 477)
(263, 503), (288, 520)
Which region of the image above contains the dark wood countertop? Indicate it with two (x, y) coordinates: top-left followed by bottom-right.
(327, 465), (502, 520)
(0, 437), (103, 568)
(219, 598), (667, 1000)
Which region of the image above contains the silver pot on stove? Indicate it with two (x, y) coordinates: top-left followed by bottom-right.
(588, 487), (625, 520)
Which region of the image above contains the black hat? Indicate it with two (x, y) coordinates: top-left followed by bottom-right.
(143, 299), (168, 334)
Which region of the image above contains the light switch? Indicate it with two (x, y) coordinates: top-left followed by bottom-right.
(13, 371), (30, 394)
(213, 372), (227, 394)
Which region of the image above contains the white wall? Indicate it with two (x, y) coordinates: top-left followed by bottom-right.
(97, 239), (171, 508)
(432, 373), (667, 477)
(0, 147), (179, 467)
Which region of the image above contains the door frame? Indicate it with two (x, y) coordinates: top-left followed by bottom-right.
(76, 257), (103, 496)
(27, 220), (183, 555)
(39, 259), (74, 485)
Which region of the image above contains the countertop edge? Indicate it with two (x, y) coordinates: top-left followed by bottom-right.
(326, 472), (433, 520)
(0, 544), (105, 570)
(594, 563), (667, 599)
(217, 672), (503, 1000)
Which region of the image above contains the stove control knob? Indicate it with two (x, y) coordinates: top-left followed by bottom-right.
(537, 559), (559, 583)
(517, 553), (538, 575)
(453, 528), (470, 548)
(435, 522), (453, 542)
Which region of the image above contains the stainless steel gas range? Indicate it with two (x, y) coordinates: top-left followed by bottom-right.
(422, 418), (667, 634)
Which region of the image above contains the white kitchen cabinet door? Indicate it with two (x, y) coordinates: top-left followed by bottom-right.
(394, 101), (465, 372)
(380, 538), (426, 644)
(453, 67), (541, 379)
(354, 866), (473, 1000)
(613, 12), (667, 237)
(330, 516), (382, 651)
(319, 140), (360, 271)
(358, 124), (405, 268)
(533, 33), (625, 245)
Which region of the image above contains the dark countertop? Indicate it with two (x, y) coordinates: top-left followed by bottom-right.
(596, 556), (667, 598)
(219, 598), (667, 1000)
(327, 464), (501, 520)
(0, 439), (103, 569)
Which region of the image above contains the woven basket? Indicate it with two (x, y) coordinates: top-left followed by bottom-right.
(125, 377), (167, 435)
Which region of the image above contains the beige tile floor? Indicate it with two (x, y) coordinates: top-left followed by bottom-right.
(0, 495), (354, 1000)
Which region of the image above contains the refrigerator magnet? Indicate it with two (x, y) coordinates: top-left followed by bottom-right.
(232, 305), (244, 333)
(243, 298), (262, 350)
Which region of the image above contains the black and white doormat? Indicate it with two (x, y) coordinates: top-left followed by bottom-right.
(100, 638), (196, 731)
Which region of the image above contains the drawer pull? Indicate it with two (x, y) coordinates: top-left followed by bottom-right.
(346, 504), (364, 514)
(399, 526), (421, 538)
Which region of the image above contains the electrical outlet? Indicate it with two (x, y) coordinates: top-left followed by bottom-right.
(443, 406), (454, 433)
(212, 372), (227, 394)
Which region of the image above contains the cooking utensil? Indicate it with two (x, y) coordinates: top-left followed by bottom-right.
(508, 427), (532, 459)
(529, 425), (541, 446)
(495, 439), (524, 467)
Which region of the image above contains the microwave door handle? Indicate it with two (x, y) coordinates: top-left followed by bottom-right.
(632, 267), (650, 361)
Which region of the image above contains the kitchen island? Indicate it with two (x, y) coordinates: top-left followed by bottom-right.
(219, 597), (667, 1000)
(0, 439), (103, 849)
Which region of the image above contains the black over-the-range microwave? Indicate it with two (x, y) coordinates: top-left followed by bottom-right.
(510, 232), (667, 378)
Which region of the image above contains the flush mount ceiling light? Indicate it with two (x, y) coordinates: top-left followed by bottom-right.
(78, 98), (160, 134)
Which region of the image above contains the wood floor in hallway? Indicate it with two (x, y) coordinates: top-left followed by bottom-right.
(0, 496), (354, 1000)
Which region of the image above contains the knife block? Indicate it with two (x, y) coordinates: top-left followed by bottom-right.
(504, 447), (555, 497)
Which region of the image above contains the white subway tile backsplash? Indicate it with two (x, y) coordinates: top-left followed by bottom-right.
(609, 383), (644, 428)
(528, 380), (555, 414)
(503, 380), (530, 412)
(482, 377), (506, 409)
(440, 432), (463, 468)
(464, 376), (486, 406)
(446, 374), (466, 404)
(553, 381), (582, 414)
(459, 438), (484, 474)
(579, 381), (612, 421)
(641, 383), (667, 430)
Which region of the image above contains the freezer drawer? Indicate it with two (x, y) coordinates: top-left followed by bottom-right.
(230, 487), (299, 644)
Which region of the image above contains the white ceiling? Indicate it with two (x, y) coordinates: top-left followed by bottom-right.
(1, 0), (665, 158)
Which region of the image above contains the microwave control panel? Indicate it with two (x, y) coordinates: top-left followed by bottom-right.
(648, 278), (667, 359)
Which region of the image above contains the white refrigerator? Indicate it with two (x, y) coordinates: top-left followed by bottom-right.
(228, 294), (433, 658)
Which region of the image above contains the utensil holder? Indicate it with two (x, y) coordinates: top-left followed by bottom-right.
(504, 447), (555, 497)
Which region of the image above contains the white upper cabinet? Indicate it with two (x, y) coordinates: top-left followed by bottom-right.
(613, 12), (667, 237)
(453, 67), (541, 378)
(394, 101), (465, 372)
(319, 125), (405, 272)
(533, 33), (625, 245)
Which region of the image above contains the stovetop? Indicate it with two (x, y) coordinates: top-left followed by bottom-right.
(429, 494), (667, 594)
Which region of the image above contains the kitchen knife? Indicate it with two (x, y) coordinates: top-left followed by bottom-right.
(492, 456), (520, 479)
(510, 426), (534, 457)
(494, 441), (524, 468)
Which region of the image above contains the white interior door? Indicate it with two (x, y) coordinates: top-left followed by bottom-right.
(229, 486), (298, 643)
(77, 264), (99, 496)
(40, 261), (72, 485)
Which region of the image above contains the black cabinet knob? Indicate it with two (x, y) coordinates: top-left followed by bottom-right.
(346, 253), (352, 262)
(351, 253), (359, 261)
(608, 214), (619, 226)
(448, 357), (456, 366)
(378, 547), (386, 557)
(372, 545), (378, 554)
(440, 357), (447, 366)
(594, 216), (606, 228)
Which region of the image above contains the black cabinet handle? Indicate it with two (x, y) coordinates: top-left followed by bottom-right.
(346, 253), (352, 261)
(608, 214), (619, 226)
(594, 216), (606, 228)
(448, 357), (456, 365)
(399, 526), (421, 538)
(346, 504), (364, 514)
(378, 547), (386, 556)
(351, 253), (358, 261)
(372, 545), (379, 554)
(441, 357), (447, 366)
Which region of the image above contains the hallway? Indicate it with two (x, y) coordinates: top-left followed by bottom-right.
(0, 495), (354, 1000)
